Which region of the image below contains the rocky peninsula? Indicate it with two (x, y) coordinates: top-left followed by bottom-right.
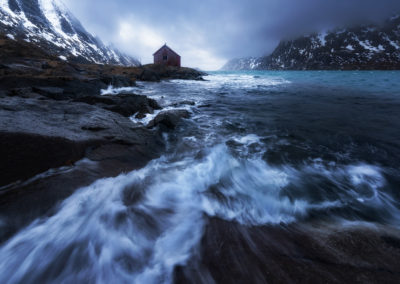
(0, 34), (205, 241)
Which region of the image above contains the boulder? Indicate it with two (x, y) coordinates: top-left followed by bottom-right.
(147, 109), (190, 129)
(74, 93), (161, 117)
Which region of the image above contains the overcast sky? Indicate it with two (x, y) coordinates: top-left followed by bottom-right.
(63, 0), (400, 70)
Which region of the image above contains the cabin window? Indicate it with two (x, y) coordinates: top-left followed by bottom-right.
(163, 55), (168, 60)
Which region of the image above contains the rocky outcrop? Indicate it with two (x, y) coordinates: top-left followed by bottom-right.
(0, 32), (204, 241)
(74, 93), (161, 117)
(0, 35), (206, 97)
(0, 92), (163, 187)
(139, 64), (207, 81)
(0, 87), (165, 241)
(0, 2), (208, 245)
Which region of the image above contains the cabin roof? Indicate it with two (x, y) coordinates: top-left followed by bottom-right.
(153, 44), (181, 57)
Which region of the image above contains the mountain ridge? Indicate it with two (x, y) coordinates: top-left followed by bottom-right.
(0, 0), (140, 66)
(222, 15), (400, 70)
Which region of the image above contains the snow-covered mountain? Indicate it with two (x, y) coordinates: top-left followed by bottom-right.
(221, 57), (261, 71)
(222, 15), (400, 70)
(0, 0), (139, 66)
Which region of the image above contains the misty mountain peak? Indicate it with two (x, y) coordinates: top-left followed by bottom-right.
(223, 14), (400, 71)
(0, 0), (139, 66)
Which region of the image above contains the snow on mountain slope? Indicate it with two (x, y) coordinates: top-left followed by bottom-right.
(220, 57), (260, 71)
(222, 15), (400, 70)
(0, 0), (139, 66)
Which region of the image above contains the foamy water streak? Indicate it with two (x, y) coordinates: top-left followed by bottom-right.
(100, 85), (140, 96)
(0, 142), (397, 283)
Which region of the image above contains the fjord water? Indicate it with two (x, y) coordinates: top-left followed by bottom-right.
(1, 71), (400, 283)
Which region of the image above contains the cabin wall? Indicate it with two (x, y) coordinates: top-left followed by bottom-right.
(154, 47), (181, 67)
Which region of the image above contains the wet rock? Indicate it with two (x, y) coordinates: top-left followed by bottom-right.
(0, 76), (109, 99)
(0, 95), (163, 186)
(0, 132), (97, 187)
(103, 94), (161, 117)
(147, 109), (190, 129)
(74, 93), (161, 117)
(171, 100), (196, 107)
(32, 86), (64, 99)
(73, 95), (115, 105)
(0, 127), (164, 243)
(135, 112), (147, 119)
(176, 217), (400, 283)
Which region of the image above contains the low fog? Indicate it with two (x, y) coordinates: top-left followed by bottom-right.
(64, 0), (400, 70)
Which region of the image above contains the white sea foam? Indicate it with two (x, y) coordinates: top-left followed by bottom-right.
(0, 155), (204, 283)
(162, 73), (291, 92)
(233, 134), (261, 145)
(0, 139), (398, 282)
(100, 85), (139, 96)
(206, 73), (291, 89)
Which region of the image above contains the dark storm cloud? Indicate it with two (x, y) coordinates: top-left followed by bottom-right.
(64, 0), (400, 69)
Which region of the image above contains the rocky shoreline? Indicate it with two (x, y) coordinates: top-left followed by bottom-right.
(3, 34), (400, 284)
(0, 34), (205, 242)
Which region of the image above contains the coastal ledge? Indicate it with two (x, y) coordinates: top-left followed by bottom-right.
(0, 34), (200, 241)
(0, 90), (167, 242)
(0, 34), (206, 96)
(0, 33), (204, 187)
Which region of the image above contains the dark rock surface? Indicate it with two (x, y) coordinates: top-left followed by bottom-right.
(175, 218), (400, 283)
(147, 109), (191, 129)
(0, 94), (164, 187)
(0, 92), (165, 243)
(74, 93), (161, 117)
(139, 64), (207, 81)
(0, 131), (96, 187)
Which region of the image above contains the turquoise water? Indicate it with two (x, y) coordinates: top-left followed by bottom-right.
(210, 70), (400, 94)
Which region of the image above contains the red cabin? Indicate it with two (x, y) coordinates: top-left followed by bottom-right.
(153, 44), (181, 67)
